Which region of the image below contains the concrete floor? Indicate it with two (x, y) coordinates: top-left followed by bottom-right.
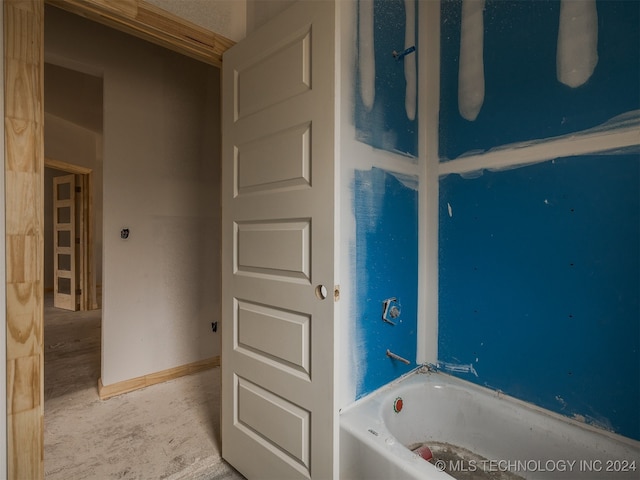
(44, 293), (245, 480)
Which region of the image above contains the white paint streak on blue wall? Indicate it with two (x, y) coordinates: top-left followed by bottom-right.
(557, 0), (598, 88)
(438, 360), (479, 377)
(355, 169), (384, 230)
(358, 0), (375, 111)
(458, 0), (485, 121)
(389, 170), (419, 191)
(404, 0), (417, 121)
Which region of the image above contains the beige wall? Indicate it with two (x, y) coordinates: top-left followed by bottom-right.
(246, 0), (295, 35)
(148, 0), (246, 42)
(45, 5), (222, 385)
(144, 0), (302, 43)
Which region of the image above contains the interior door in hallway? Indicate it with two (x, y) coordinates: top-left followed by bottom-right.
(221, 1), (338, 478)
(53, 173), (79, 311)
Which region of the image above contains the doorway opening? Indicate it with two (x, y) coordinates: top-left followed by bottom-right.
(43, 58), (105, 471)
(4, 1), (233, 475)
(44, 159), (102, 403)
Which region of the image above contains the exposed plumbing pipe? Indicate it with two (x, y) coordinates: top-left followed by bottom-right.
(386, 349), (411, 365)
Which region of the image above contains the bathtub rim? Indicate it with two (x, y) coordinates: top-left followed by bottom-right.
(340, 367), (640, 451)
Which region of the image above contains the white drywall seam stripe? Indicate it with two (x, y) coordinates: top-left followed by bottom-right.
(439, 122), (640, 177)
(417, 0), (441, 366)
(557, 0), (598, 88)
(457, 0), (485, 121)
(358, 0), (375, 111)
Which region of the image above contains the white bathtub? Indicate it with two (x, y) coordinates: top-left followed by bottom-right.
(340, 369), (640, 479)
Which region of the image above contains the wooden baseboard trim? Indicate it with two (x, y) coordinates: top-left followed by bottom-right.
(98, 356), (220, 400)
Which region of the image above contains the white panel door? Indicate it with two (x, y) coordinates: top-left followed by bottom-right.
(221, 1), (337, 479)
(53, 173), (78, 311)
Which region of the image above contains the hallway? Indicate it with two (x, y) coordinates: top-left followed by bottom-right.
(43, 294), (243, 479)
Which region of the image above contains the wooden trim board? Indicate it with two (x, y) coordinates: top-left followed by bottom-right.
(98, 356), (220, 400)
(45, 0), (235, 67)
(45, 157), (92, 175)
(4, 1), (45, 478)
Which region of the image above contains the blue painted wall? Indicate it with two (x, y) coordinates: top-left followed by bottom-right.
(439, 0), (640, 160)
(438, 0), (640, 441)
(355, 0), (418, 157)
(439, 155), (640, 440)
(354, 168), (418, 398)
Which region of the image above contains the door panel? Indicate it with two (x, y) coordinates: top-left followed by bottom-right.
(236, 376), (311, 468)
(236, 123), (311, 194)
(221, 2), (337, 479)
(236, 219), (311, 280)
(235, 30), (311, 120)
(236, 299), (310, 376)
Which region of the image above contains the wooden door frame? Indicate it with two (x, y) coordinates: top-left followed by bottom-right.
(3, 1), (234, 477)
(46, 157), (95, 311)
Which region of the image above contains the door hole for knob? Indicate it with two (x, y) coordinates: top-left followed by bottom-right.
(315, 285), (328, 300)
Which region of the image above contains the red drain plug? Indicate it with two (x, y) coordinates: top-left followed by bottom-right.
(415, 445), (433, 461)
